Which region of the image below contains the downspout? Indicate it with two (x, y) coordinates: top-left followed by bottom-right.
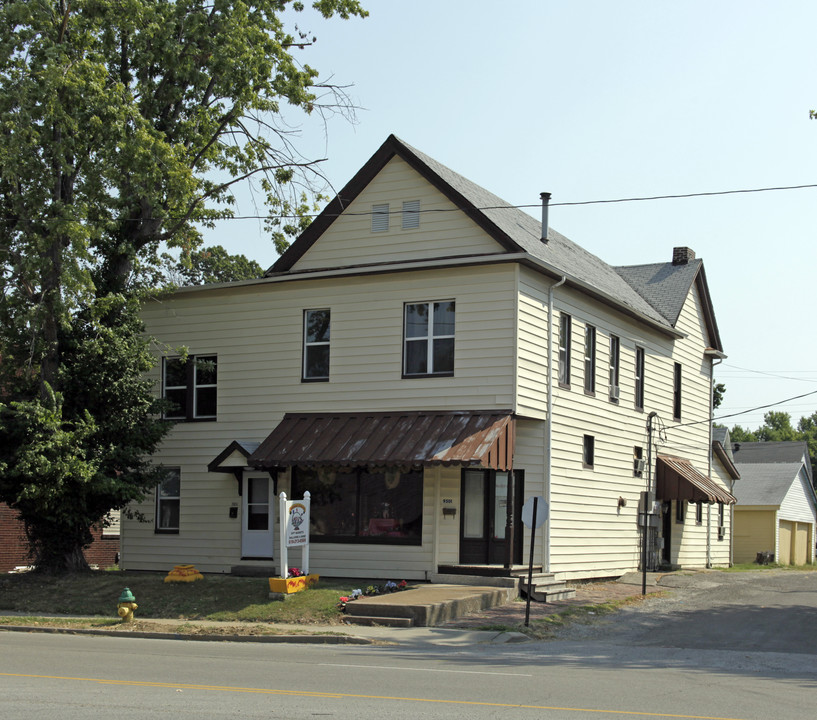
(710, 355), (722, 567)
(545, 273), (566, 574)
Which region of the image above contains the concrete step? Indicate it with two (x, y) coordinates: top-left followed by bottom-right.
(342, 584), (516, 627)
(519, 574), (576, 603)
(341, 615), (414, 628)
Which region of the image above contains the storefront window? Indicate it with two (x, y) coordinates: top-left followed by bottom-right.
(292, 467), (423, 544)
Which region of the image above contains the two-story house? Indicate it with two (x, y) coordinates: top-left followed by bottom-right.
(122, 134), (735, 581)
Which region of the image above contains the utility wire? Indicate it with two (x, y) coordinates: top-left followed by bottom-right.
(24, 181), (817, 225)
(668, 388), (817, 430)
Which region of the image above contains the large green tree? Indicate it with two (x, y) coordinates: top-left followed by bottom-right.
(0, 0), (365, 571)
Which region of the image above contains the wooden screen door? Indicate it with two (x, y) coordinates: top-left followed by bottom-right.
(241, 473), (274, 559)
(459, 469), (522, 565)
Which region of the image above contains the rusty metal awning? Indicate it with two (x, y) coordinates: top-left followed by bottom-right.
(657, 454), (736, 504)
(248, 410), (515, 471)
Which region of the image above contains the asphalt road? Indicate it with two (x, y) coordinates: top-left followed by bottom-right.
(1, 570), (816, 720)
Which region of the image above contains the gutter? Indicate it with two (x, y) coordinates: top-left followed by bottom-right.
(158, 253), (683, 340)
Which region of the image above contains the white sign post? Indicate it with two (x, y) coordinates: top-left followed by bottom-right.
(278, 491), (310, 578)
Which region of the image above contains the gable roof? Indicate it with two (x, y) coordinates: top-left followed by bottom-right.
(732, 441), (809, 465)
(268, 135), (722, 344)
(732, 462), (805, 506)
(731, 441), (814, 507)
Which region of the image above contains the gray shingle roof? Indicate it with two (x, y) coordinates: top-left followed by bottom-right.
(614, 260), (702, 326)
(732, 462), (802, 506)
(732, 441), (808, 465)
(272, 135), (721, 341)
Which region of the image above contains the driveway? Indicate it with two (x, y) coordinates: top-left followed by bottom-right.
(554, 569), (817, 654)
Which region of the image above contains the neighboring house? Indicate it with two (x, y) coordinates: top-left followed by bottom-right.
(731, 441), (816, 565)
(0, 504), (120, 572)
(122, 134), (734, 581)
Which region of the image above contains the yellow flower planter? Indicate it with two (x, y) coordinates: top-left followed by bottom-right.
(269, 574), (319, 594)
(164, 564), (204, 583)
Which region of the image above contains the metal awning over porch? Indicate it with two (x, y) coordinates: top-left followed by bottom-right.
(656, 454), (736, 505)
(247, 410), (515, 471)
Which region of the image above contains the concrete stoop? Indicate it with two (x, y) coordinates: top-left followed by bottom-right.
(342, 584), (516, 628)
(518, 573), (576, 602)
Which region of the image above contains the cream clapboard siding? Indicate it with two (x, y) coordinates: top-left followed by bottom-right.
(125, 265), (519, 573)
(708, 456), (735, 567)
(531, 276), (723, 579)
(779, 467), (816, 564)
(289, 157), (502, 272)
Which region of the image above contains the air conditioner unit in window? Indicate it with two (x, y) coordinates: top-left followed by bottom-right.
(635, 458), (646, 474)
(717, 526), (725, 540)
(609, 385), (620, 400)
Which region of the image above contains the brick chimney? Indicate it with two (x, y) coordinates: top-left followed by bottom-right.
(672, 247), (695, 265)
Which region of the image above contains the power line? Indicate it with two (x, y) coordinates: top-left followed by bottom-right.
(669, 388), (817, 430)
(17, 181), (816, 225)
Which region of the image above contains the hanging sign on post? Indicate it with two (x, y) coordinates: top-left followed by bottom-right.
(278, 491), (311, 579)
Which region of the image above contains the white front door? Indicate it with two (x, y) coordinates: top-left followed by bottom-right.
(241, 474), (274, 558)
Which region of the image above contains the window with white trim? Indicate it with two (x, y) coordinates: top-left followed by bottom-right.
(372, 203), (389, 232)
(163, 355), (217, 420)
(403, 301), (455, 376)
(402, 200), (420, 229)
(155, 468), (180, 533)
(558, 313), (572, 387)
(303, 309), (330, 381)
(584, 325), (596, 394)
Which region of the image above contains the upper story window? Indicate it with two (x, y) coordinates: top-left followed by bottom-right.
(558, 313), (572, 387)
(673, 362), (682, 420)
(402, 200), (420, 229)
(584, 325), (596, 395)
(163, 355), (217, 421)
(372, 203), (389, 232)
(609, 334), (620, 401)
(403, 301), (455, 377)
(155, 468), (180, 534)
(634, 346), (645, 410)
(303, 309), (330, 381)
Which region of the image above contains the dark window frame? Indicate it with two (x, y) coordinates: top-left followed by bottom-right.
(695, 501), (703, 525)
(162, 355), (217, 421)
(583, 434), (595, 469)
(609, 334), (620, 402)
(302, 308), (331, 382)
(676, 499), (686, 524)
(155, 467), (180, 534)
(673, 362), (682, 420)
(402, 300), (455, 378)
(634, 346), (645, 410)
(584, 325), (596, 395)
(558, 313), (572, 388)
(633, 446), (643, 477)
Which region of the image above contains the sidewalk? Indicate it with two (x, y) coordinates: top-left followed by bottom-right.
(0, 572), (665, 647)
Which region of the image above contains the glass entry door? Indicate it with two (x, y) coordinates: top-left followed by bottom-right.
(241, 474), (274, 559)
(459, 469), (522, 565)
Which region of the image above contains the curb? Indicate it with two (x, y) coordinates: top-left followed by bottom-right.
(0, 624), (375, 645)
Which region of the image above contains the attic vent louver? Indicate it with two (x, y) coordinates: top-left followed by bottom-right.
(402, 200), (420, 229)
(372, 203), (389, 232)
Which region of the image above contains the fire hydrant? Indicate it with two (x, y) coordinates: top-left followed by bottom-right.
(117, 587), (138, 623)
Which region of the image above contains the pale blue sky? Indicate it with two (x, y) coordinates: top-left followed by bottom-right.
(209, 1), (817, 432)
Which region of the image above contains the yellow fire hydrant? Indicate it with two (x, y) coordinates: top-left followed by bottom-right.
(117, 587), (138, 623)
